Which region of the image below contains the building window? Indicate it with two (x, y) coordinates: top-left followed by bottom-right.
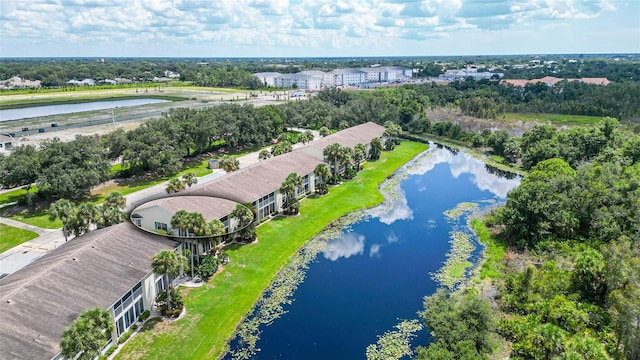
(154, 222), (168, 232)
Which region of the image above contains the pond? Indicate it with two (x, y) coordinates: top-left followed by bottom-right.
(228, 144), (521, 359)
(0, 98), (170, 122)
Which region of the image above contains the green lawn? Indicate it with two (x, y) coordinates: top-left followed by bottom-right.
(0, 188), (30, 205)
(115, 141), (428, 360)
(8, 209), (62, 229)
(0, 223), (39, 253)
(503, 113), (604, 126)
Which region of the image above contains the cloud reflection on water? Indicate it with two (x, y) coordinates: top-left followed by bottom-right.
(369, 187), (414, 225)
(323, 233), (365, 261)
(408, 147), (520, 198)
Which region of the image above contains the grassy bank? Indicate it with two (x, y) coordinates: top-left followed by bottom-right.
(471, 218), (507, 280)
(115, 141), (428, 360)
(503, 112), (603, 126)
(0, 223), (39, 253)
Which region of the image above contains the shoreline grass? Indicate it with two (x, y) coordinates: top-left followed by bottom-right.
(0, 223), (39, 253)
(115, 141), (428, 360)
(502, 112), (604, 126)
(471, 218), (507, 280)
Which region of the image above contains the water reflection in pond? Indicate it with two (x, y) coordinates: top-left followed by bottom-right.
(230, 144), (521, 360)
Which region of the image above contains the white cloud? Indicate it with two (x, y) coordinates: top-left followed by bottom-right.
(0, 0), (633, 56)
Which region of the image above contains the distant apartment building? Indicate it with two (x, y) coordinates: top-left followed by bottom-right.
(253, 72), (282, 87)
(439, 68), (503, 81)
(254, 66), (412, 89)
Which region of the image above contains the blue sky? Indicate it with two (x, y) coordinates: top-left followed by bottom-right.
(1, 0), (638, 57)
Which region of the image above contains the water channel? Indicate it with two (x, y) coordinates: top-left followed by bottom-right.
(231, 144), (521, 359)
(0, 98), (170, 122)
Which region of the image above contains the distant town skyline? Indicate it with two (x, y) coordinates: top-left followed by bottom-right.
(1, 0), (639, 58)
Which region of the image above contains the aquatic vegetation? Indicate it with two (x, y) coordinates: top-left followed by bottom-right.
(432, 231), (476, 290)
(365, 319), (423, 360)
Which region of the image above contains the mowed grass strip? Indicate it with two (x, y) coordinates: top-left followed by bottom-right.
(115, 141), (428, 360)
(0, 223), (39, 253)
(503, 112), (604, 126)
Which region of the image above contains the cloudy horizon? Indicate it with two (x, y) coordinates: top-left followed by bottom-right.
(1, 0), (638, 58)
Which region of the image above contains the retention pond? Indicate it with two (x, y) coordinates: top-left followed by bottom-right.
(228, 144), (521, 359)
(0, 98), (170, 122)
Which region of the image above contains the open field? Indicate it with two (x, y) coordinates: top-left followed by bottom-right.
(502, 112), (604, 126)
(115, 141), (428, 360)
(0, 223), (39, 253)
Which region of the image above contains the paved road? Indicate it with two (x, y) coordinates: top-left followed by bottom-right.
(0, 128), (320, 278)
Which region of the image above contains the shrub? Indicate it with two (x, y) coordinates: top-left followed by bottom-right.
(197, 256), (221, 279)
(138, 310), (150, 322)
(118, 329), (133, 343)
(155, 288), (184, 317)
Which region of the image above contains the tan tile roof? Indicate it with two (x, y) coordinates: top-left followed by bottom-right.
(502, 76), (611, 87)
(0, 223), (177, 360)
(134, 195), (239, 221)
(189, 150), (322, 203)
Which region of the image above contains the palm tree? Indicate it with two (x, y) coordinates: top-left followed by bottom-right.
(319, 126), (330, 137)
(323, 142), (342, 176)
(369, 137), (383, 160)
(181, 172), (198, 187)
(60, 307), (114, 360)
(313, 163), (330, 195)
(280, 172), (303, 215)
(258, 149), (272, 160)
(298, 130), (314, 144)
(353, 143), (367, 169)
(165, 178), (185, 194)
(271, 141), (292, 156)
(49, 199), (75, 242)
(151, 250), (187, 313)
(75, 202), (99, 235)
(230, 204), (255, 242)
(104, 191), (126, 210)
(99, 191), (126, 227)
(219, 155), (240, 172)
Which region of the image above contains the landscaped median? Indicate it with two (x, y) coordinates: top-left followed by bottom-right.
(0, 223), (39, 253)
(115, 141), (428, 360)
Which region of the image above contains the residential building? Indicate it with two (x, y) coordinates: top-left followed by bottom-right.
(0, 134), (16, 153)
(0, 122), (386, 359)
(501, 76), (611, 87)
(274, 73), (322, 90)
(131, 196), (240, 256)
(331, 69), (367, 86)
(253, 72), (282, 87)
(0, 223), (178, 360)
(0, 76), (41, 89)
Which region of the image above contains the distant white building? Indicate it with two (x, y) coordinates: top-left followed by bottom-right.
(439, 69), (503, 81)
(0, 134), (16, 154)
(359, 66), (412, 82)
(299, 70), (334, 88)
(331, 69), (367, 86)
(253, 72), (282, 87)
(274, 73), (322, 90)
(67, 79), (96, 86)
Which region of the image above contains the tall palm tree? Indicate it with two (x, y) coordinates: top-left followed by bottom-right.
(60, 307), (114, 360)
(280, 172), (303, 215)
(323, 142), (342, 176)
(49, 199), (75, 242)
(181, 172), (198, 187)
(98, 191), (126, 228)
(75, 202), (99, 235)
(230, 204), (255, 242)
(104, 191), (126, 210)
(353, 143), (367, 169)
(165, 178), (185, 194)
(151, 250), (187, 312)
(219, 155), (240, 172)
(313, 162), (330, 195)
(369, 137), (383, 160)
